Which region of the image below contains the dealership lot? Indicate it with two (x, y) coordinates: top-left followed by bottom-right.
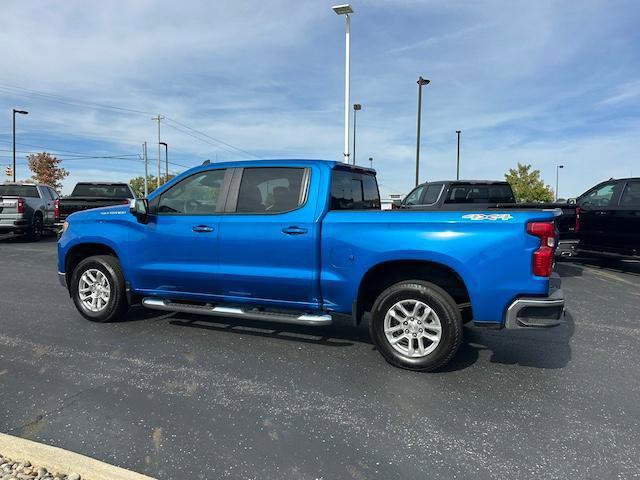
(0, 237), (639, 479)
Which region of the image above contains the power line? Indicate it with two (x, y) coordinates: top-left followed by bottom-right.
(0, 83), (260, 158)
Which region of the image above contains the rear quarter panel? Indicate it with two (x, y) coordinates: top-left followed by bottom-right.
(321, 209), (555, 323)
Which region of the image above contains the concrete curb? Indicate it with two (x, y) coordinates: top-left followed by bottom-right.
(0, 433), (155, 480)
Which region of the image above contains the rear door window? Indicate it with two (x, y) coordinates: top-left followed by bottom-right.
(331, 170), (381, 210)
(236, 167), (306, 213)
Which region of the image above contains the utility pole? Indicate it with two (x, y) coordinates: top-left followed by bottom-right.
(152, 114), (164, 189)
(456, 130), (461, 180)
(415, 76), (430, 186)
(142, 142), (149, 197)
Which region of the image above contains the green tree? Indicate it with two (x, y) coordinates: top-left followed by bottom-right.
(505, 163), (554, 203)
(129, 174), (175, 198)
(26, 152), (69, 191)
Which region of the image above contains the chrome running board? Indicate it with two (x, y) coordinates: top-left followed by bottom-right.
(141, 298), (333, 326)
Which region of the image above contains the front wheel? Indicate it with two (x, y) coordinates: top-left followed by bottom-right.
(369, 281), (463, 372)
(70, 255), (129, 322)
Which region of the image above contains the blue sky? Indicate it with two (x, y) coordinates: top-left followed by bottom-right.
(0, 0), (639, 197)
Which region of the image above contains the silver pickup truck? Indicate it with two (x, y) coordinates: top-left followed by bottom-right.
(0, 183), (60, 240)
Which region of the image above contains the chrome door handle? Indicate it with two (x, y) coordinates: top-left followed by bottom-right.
(282, 226), (308, 235)
(192, 225), (214, 233)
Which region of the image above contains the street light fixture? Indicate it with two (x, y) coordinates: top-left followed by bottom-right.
(12, 109), (29, 182)
(456, 130), (461, 180)
(369, 156), (373, 169)
(556, 165), (564, 201)
(332, 4), (353, 163)
(352, 103), (361, 165)
(159, 141), (168, 181)
(415, 76), (430, 186)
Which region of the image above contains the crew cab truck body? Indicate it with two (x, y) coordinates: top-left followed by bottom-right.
(0, 182), (60, 240)
(58, 160), (564, 371)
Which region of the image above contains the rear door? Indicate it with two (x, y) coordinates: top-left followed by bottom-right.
(577, 181), (622, 251)
(615, 180), (640, 255)
(218, 166), (319, 308)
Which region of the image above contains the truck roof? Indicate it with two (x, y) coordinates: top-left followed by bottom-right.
(188, 159), (376, 174)
(422, 180), (511, 185)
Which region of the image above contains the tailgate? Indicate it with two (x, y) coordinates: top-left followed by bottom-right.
(0, 196), (20, 218)
(59, 197), (129, 217)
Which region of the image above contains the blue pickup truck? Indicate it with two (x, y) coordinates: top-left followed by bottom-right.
(58, 160), (564, 371)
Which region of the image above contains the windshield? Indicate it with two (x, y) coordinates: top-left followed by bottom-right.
(0, 185), (39, 197)
(71, 184), (132, 198)
(445, 184), (515, 204)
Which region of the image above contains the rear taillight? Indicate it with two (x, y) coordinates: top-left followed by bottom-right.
(122, 199), (130, 205)
(54, 199), (60, 220)
(17, 197), (25, 214)
(574, 207), (580, 233)
(526, 221), (556, 277)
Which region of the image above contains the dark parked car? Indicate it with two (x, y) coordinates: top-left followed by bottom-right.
(574, 178), (640, 259)
(59, 182), (136, 222)
(0, 183), (60, 240)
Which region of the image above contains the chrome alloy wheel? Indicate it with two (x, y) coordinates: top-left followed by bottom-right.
(78, 269), (111, 312)
(383, 299), (442, 358)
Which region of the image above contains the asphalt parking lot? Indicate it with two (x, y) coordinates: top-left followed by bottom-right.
(1, 236), (639, 479)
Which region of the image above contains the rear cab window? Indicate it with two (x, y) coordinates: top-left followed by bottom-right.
(620, 181), (640, 207)
(445, 183), (515, 204)
(71, 184), (132, 198)
(330, 169), (381, 210)
(0, 185), (39, 197)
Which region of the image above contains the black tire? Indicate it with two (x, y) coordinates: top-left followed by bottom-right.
(369, 280), (463, 372)
(70, 255), (129, 322)
(27, 214), (43, 241)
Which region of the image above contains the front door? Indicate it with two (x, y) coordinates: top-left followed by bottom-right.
(218, 166), (319, 309)
(131, 168), (228, 298)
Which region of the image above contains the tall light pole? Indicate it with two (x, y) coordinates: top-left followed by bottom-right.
(332, 4), (353, 164)
(415, 76), (430, 186)
(352, 103), (361, 165)
(159, 141), (168, 182)
(369, 156), (373, 169)
(456, 130), (461, 180)
(556, 165), (564, 201)
(12, 109), (28, 182)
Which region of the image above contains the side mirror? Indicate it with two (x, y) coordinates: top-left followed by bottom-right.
(129, 198), (149, 223)
(567, 198), (577, 205)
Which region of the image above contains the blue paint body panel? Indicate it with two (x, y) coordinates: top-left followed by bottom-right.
(58, 159), (555, 326)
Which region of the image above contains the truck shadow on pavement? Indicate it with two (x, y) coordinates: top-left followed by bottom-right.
(168, 313), (371, 348)
(167, 310), (575, 372)
(556, 256), (640, 277)
(441, 310), (575, 372)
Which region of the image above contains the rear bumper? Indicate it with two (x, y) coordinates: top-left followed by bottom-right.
(505, 276), (565, 329)
(0, 218), (29, 230)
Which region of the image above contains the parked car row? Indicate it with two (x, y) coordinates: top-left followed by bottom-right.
(0, 181), (136, 241)
(401, 178), (640, 260)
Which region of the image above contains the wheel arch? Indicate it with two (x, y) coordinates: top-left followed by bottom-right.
(354, 259), (472, 324)
(64, 242), (120, 287)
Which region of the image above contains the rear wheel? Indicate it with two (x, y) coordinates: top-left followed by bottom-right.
(27, 215), (43, 241)
(70, 255), (129, 322)
(369, 280), (462, 372)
